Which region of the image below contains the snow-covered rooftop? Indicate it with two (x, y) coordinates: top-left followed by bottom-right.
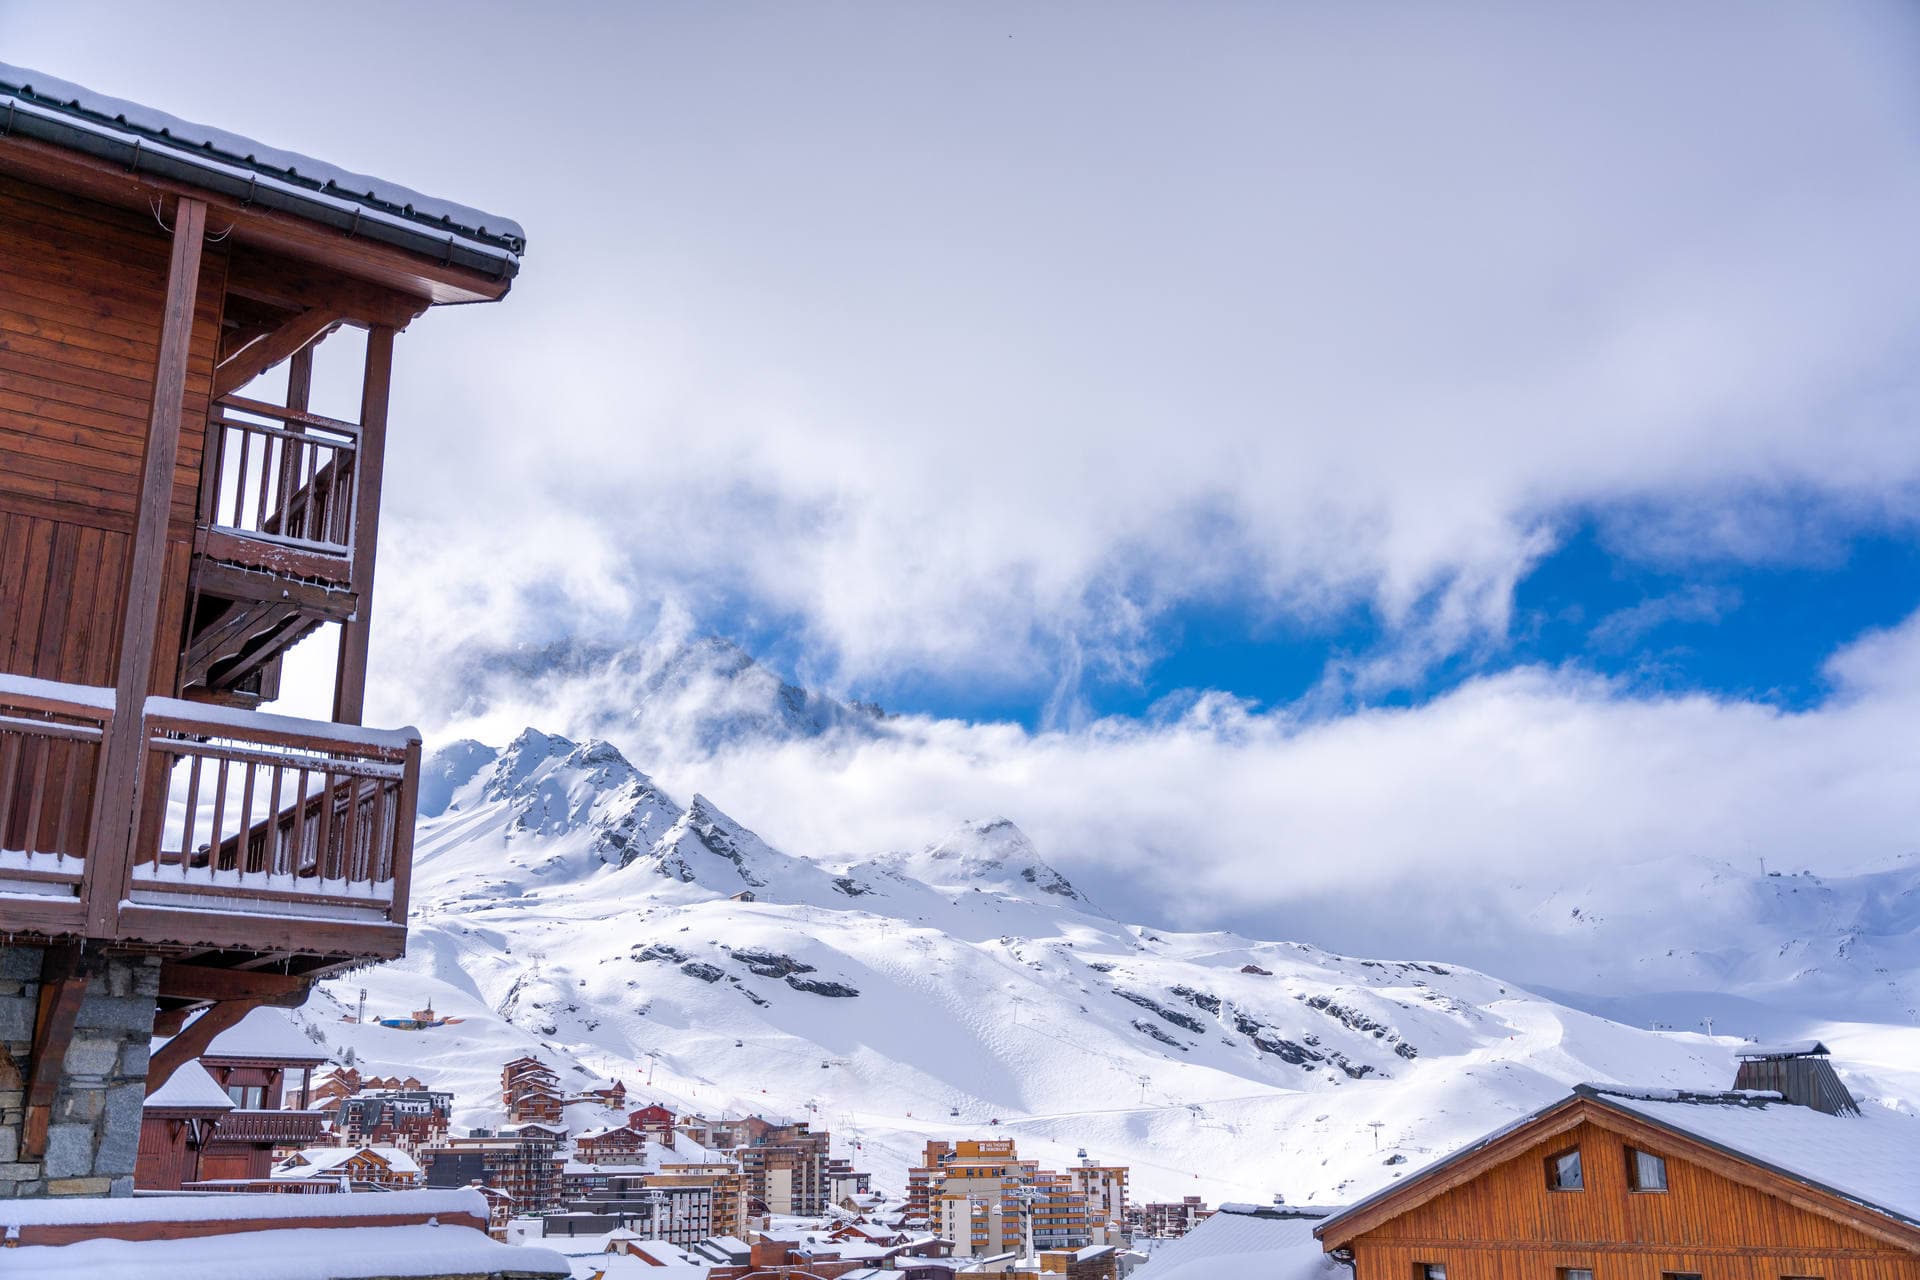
(1589, 1085), (1920, 1227)
(3, 1223), (568, 1280)
(144, 1062), (236, 1112)
(1132, 1204), (1342, 1280)
(199, 1007), (328, 1063)
(2, 1188), (493, 1229)
(0, 64), (524, 264)
(277, 1144), (421, 1177)
(1735, 1039), (1830, 1060)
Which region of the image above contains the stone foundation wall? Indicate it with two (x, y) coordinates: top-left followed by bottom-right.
(0, 946), (159, 1197)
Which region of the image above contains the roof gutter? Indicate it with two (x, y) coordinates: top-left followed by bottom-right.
(0, 89), (520, 282)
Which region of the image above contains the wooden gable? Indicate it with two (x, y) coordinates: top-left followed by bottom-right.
(1323, 1100), (1920, 1280)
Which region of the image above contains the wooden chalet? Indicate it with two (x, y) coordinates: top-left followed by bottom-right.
(1315, 1050), (1920, 1279)
(0, 57), (523, 1169)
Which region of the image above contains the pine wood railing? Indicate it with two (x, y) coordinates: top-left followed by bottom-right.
(0, 675), (112, 896)
(197, 394), (360, 584)
(132, 699), (420, 928)
(0, 677), (420, 955)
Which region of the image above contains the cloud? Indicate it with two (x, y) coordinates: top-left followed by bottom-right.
(32, 1), (1909, 704)
(408, 606), (1920, 972)
(18, 7), (1920, 741)
(1587, 585), (1742, 653)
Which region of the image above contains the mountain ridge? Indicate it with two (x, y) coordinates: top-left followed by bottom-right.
(299, 725), (1886, 1207)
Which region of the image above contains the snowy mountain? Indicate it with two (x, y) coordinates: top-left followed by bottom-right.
(1471, 855), (1920, 1052)
(291, 728), (1872, 1208)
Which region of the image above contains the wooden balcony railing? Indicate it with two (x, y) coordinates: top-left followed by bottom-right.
(131, 699), (420, 935)
(0, 675), (420, 962)
(0, 675), (112, 900)
(197, 394), (360, 585)
(206, 1108), (330, 1146)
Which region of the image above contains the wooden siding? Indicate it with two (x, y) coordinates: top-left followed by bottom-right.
(0, 173), (225, 698)
(134, 1115), (203, 1191)
(1349, 1118), (1920, 1280)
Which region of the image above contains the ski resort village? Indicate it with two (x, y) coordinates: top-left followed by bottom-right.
(4, 12), (1920, 1280)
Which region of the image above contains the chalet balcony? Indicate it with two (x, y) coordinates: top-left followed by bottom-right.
(0, 674), (419, 966)
(186, 394), (370, 705)
(206, 1108), (331, 1147)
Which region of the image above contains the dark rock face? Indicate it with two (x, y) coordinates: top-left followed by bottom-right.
(785, 977), (860, 998)
(1132, 1019), (1188, 1050)
(1115, 990), (1206, 1035)
(679, 962), (728, 983)
(1171, 985), (1221, 1016)
(727, 949), (816, 979)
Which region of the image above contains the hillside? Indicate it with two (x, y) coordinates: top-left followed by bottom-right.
(301, 730), (1772, 1206)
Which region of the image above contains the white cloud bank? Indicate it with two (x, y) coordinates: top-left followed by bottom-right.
(417, 608), (1920, 965)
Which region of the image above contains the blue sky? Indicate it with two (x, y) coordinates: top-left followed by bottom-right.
(789, 516), (1920, 729)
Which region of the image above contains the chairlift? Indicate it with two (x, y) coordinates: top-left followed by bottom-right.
(735, 1039), (744, 1048)
(949, 1107), (960, 1117)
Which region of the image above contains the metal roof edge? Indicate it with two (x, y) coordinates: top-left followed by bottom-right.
(0, 74), (521, 281)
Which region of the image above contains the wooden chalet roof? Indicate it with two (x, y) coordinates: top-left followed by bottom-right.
(0, 63), (522, 273)
(1314, 1084), (1920, 1253)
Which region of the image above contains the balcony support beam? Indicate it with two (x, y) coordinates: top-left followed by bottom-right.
(212, 307), (343, 400)
(84, 196), (206, 938)
(21, 943), (88, 1159)
(333, 325), (394, 726)
(145, 978), (311, 1097)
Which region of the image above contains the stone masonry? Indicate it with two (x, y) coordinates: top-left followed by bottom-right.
(0, 945), (159, 1197)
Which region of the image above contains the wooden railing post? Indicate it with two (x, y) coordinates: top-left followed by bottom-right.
(333, 325), (394, 726)
(84, 196), (206, 938)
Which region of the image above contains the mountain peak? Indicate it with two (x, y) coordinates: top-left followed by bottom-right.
(917, 818), (1089, 904)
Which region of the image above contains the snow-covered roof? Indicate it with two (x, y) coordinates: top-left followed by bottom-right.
(0, 1187), (489, 1228)
(1588, 1085), (1920, 1227)
(1736, 1039), (1831, 1060)
(2, 1223), (568, 1280)
(0, 64), (524, 274)
(199, 1007), (328, 1063)
(144, 1062), (235, 1112)
(277, 1145), (421, 1177)
(1132, 1204), (1342, 1280)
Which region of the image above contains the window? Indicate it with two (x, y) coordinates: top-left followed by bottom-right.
(1662, 1273), (1702, 1280)
(226, 1084), (266, 1108)
(1558, 1270), (1595, 1280)
(1627, 1147), (1669, 1192)
(1414, 1266), (1446, 1280)
(1545, 1147), (1584, 1191)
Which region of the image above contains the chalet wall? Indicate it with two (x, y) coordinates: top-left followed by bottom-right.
(1350, 1118), (1920, 1280)
(0, 173), (225, 697)
(0, 945), (159, 1196)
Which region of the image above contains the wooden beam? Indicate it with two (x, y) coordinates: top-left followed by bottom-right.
(158, 961), (311, 1004)
(22, 944), (90, 1158)
(224, 240), (442, 325)
(83, 196), (207, 938)
(212, 307), (343, 400)
(144, 982), (310, 1097)
(333, 325), (394, 725)
(189, 559), (358, 621)
(0, 134), (501, 309)
(143, 998), (255, 1097)
(285, 343), (314, 415)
